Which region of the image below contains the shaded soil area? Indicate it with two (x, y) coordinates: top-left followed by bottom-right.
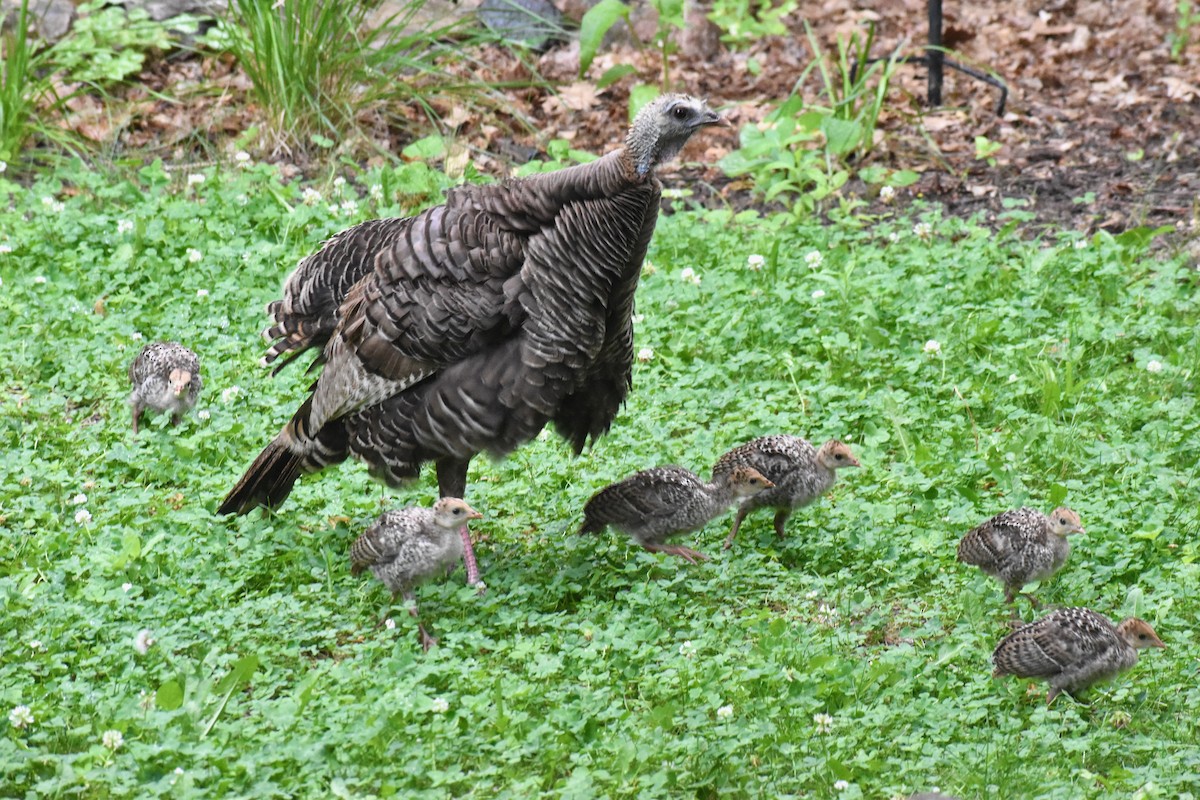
(56, 0), (1200, 238)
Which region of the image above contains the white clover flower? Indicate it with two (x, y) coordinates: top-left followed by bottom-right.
(384, 618), (396, 630)
(29, 640), (43, 651)
(636, 347), (654, 363)
(73, 493), (88, 505)
(186, 248), (203, 264)
(678, 640), (695, 658)
(781, 667), (795, 682)
(116, 219), (134, 235)
(1073, 238), (1088, 250)
(75, 508), (93, 525)
(340, 200), (359, 217)
(1146, 359), (1164, 374)
(272, 0), (285, 8)
(1008, 373), (1019, 383)
(642, 261), (657, 275)
(923, 339), (941, 354)
(0, 160), (6, 173)
(187, 173), (205, 186)
(139, 690), (156, 711)
(811, 289), (826, 299)
(197, 409), (210, 420)
(430, 697), (450, 714)
(887, 231), (901, 244)
(133, 629), (155, 655)
(102, 729), (124, 750)
(196, 289), (209, 298)
(804, 250), (823, 269)
(122, 582), (132, 592)
(631, 314), (645, 325)
(221, 386), (241, 404)
(913, 221), (933, 241)
(679, 267), (701, 286)
(813, 712), (834, 733)
(716, 704), (734, 719)
(235, 194), (248, 206)
(746, 253), (765, 271)
(41, 196), (64, 213)
(9, 705), (33, 729)
(369, 184), (384, 202)
(170, 767), (184, 785)
(0, 244), (11, 254)
(302, 186), (322, 205)
(34, 275), (47, 285)
(834, 780), (850, 791)
(879, 185), (896, 204)
(333, 176), (346, 190)
(234, 151), (251, 164)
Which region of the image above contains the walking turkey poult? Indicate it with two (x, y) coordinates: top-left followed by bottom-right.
(128, 341), (202, 434)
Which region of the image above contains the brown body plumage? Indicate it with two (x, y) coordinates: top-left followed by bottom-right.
(218, 96), (723, 582)
(992, 607), (1164, 704)
(128, 341), (202, 434)
(350, 498), (482, 650)
(580, 465), (772, 563)
(712, 436), (859, 550)
(957, 506), (1084, 609)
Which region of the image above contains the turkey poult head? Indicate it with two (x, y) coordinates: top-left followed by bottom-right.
(431, 498), (484, 529)
(816, 440), (861, 471)
(1047, 507), (1086, 537)
(168, 368), (194, 398)
(1116, 618), (1166, 650)
(627, 95), (725, 176)
(724, 466), (774, 498)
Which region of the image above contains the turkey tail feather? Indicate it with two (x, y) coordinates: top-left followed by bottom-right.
(217, 436), (303, 515)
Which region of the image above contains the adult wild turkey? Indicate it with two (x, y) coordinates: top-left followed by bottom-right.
(219, 95), (725, 583)
(992, 607), (1164, 704)
(579, 465), (773, 564)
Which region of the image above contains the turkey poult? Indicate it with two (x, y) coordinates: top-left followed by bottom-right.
(712, 436), (860, 550)
(579, 465), (773, 564)
(992, 607), (1165, 705)
(218, 95), (725, 586)
(128, 342), (202, 434)
(957, 506), (1085, 610)
(350, 498), (483, 650)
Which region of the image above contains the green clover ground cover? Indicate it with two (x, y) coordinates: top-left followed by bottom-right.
(1, 160), (1198, 798)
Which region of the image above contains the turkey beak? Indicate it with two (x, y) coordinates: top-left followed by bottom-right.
(1071, 525), (1086, 535)
(467, 510), (484, 521)
(847, 456), (861, 468)
(701, 109), (729, 128)
(1152, 638), (1166, 649)
(173, 371), (192, 396)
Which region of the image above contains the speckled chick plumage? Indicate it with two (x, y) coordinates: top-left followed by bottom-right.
(712, 436), (860, 549)
(128, 342), (202, 434)
(351, 498), (481, 592)
(957, 506), (1084, 606)
(351, 498), (482, 649)
(220, 95), (724, 534)
(992, 607), (1165, 704)
(580, 465), (772, 563)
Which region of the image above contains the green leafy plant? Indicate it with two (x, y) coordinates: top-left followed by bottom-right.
(578, 0), (684, 90)
(46, 0), (193, 86)
(223, 0), (506, 155)
(708, 0), (798, 47)
(1170, 0), (1199, 60)
(719, 25), (906, 217)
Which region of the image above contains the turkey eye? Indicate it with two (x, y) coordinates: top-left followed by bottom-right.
(672, 106), (688, 119)
(1059, 517), (1066, 524)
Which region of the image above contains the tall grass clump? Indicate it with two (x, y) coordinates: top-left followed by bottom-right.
(226, 0), (505, 155)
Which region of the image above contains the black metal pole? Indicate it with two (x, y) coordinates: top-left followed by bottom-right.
(927, 0), (944, 107)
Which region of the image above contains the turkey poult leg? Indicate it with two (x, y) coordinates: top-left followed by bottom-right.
(722, 506), (751, 551)
(642, 543), (710, 564)
(436, 458), (482, 589)
(131, 404), (142, 435)
(772, 509), (792, 538)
